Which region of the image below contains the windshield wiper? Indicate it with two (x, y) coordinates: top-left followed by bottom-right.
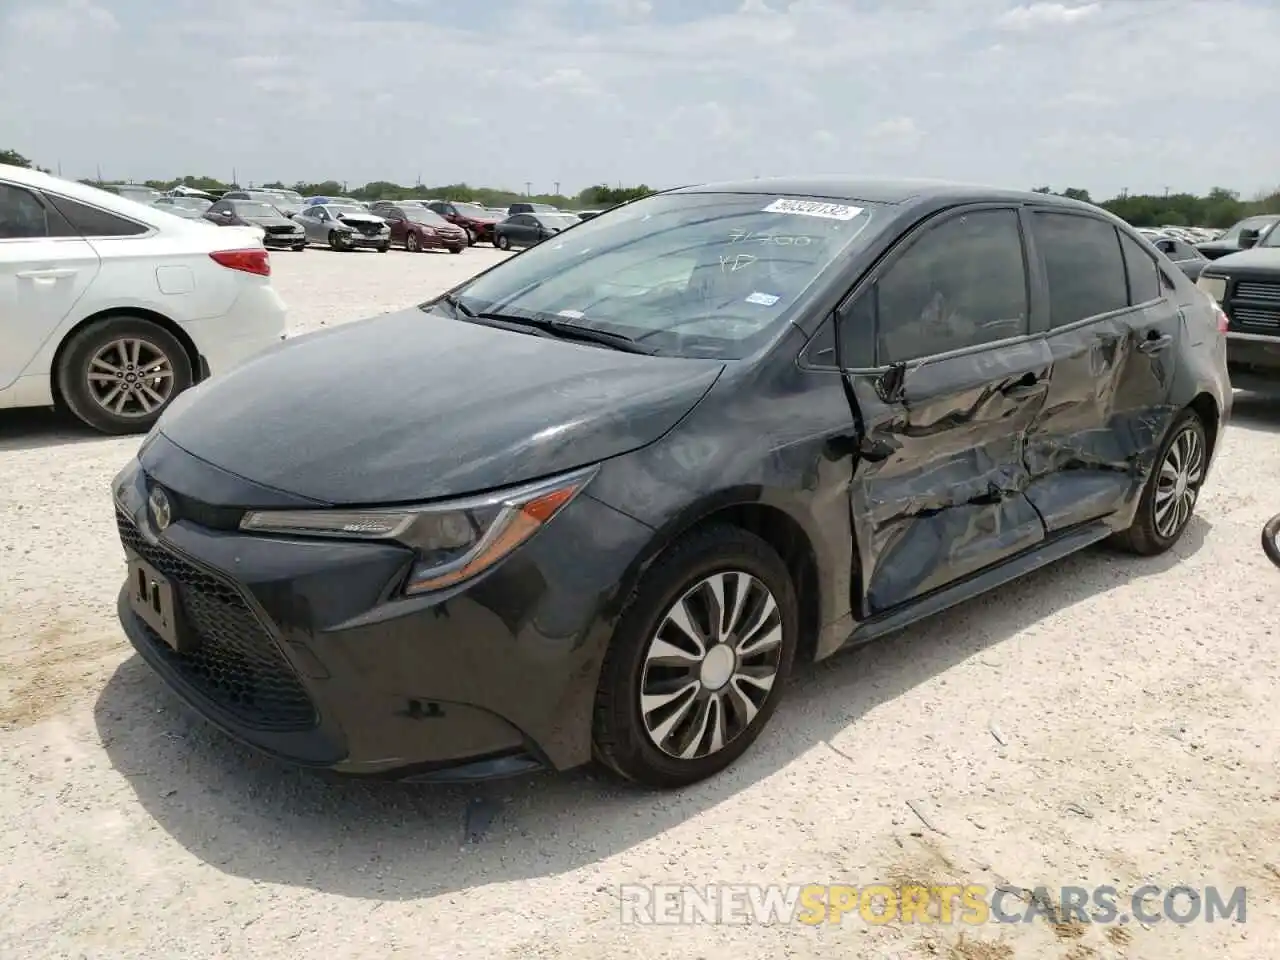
(432, 296), (654, 354)
(478, 311), (656, 355)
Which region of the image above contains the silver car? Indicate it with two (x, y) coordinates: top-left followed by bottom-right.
(293, 203), (391, 251)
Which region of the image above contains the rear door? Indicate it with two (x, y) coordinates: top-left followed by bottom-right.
(837, 204), (1054, 614)
(1020, 209), (1182, 532)
(0, 181), (100, 394)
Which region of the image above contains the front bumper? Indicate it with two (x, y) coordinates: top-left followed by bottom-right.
(263, 232), (305, 247)
(339, 231), (389, 248)
(110, 447), (655, 780)
(1227, 333), (1280, 374)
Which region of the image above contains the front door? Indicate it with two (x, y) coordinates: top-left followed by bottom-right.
(837, 205), (1053, 615)
(1020, 209), (1183, 532)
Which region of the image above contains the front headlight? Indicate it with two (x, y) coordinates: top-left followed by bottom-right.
(239, 466), (596, 594)
(1197, 275), (1227, 302)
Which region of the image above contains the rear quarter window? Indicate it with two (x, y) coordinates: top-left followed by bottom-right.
(45, 195), (149, 237)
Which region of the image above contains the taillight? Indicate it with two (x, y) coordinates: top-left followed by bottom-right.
(210, 248), (270, 276)
(1213, 303), (1229, 333)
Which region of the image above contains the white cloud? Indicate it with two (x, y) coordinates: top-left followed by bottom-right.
(0, 0), (1276, 199)
(997, 2), (1100, 30)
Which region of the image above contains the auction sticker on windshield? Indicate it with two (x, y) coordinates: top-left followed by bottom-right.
(763, 198), (863, 220)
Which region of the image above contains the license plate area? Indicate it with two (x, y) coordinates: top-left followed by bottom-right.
(126, 551), (188, 652)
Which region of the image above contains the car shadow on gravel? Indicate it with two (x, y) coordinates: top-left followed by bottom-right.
(1230, 387), (1280, 432)
(93, 515), (1210, 901)
(0, 408), (123, 452)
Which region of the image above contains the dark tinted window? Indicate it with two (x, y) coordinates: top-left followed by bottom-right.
(1031, 212), (1127, 327)
(1118, 231), (1161, 305)
(0, 183), (55, 238)
(876, 208), (1029, 363)
(1171, 240), (1201, 261)
(46, 195), (149, 237)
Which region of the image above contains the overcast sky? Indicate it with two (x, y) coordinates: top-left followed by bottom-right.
(1, 0), (1276, 199)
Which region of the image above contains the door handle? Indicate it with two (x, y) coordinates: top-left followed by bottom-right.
(1138, 333), (1173, 354)
(1001, 373), (1047, 400)
(17, 268), (77, 280)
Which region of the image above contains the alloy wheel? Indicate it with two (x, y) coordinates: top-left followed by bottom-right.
(639, 571), (783, 760)
(1154, 423), (1204, 539)
(407, 233), (420, 252)
(87, 338), (175, 418)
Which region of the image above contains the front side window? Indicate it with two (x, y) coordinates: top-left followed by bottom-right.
(449, 191), (878, 360)
(1031, 212), (1128, 328)
(875, 208), (1029, 364)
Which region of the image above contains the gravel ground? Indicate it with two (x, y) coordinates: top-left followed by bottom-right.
(1, 245), (1278, 960)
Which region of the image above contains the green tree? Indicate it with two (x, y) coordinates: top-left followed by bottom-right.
(0, 148), (33, 168)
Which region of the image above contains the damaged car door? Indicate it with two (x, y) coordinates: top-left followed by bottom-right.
(1020, 209), (1183, 531)
(836, 205), (1054, 614)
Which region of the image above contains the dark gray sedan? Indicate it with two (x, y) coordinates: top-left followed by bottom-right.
(494, 212), (582, 250)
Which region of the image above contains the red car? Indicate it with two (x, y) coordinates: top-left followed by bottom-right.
(425, 199), (500, 245)
(371, 202), (468, 253)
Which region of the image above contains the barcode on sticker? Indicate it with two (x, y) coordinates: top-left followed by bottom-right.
(763, 198), (863, 220)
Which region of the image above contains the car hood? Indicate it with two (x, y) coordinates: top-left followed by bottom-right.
(1201, 247), (1280, 274)
(336, 213), (385, 226)
(243, 214), (295, 227)
(155, 306), (725, 504)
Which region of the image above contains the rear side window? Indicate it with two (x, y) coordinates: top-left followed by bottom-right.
(1118, 231), (1161, 305)
(1032, 212), (1128, 327)
(875, 208), (1029, 363)
(45, 195), (148, 238)
(0, 183), (55, 238)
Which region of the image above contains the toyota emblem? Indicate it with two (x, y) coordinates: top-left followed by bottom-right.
(149, 486), (172, 532)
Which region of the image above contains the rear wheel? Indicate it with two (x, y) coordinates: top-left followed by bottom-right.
(406, 232), (420, 252)
(57, 316), (194, 435)
(593, 526), (797, 789)
(1111, 409), (1207, 555)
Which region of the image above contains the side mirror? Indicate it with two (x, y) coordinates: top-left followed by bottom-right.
(1239, 228), (1260, 249)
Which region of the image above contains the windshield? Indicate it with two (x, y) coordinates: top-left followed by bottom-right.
(448, 191), (877, 360)
(539, 214), (582, 229)
(234, 201), (281, 217)
(452, 202), (490, 218)
(117, 186), (161, 199)
(274, 191), (303, 201)
(1222, 216), (1280, 242)
(170, 197), (210, 210)
(328, 204), (367, 217)
(408, 209), (449, 226)
(1260, 222), (1280, 248)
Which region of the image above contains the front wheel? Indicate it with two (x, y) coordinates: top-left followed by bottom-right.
(593, 525), (798, 789)
(449, 245), (463, 254)
(1111, 409), (1207, 555)
(377, 243), (390, 253)
(464, 227), (476, 246)
(496, 233), (511, 251)
(328, 230), (346, 251)
(292, 243), (306, 251)
(57, 316), (194, 435)
(406, 232), (420, 252)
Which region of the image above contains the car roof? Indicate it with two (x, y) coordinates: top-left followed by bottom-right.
(0, 164), (188, 221)
(669, 176), (1095, 210)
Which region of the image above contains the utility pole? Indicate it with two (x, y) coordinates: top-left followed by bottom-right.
(96, 163), (102, 183)
(1164, 186), (1170, 198)
(525, 181), (532, 196)
(232, 167), (237, 187)
(554, 181), (560, 196)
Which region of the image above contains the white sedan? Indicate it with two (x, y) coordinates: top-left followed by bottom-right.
(0, 165), (287, 434)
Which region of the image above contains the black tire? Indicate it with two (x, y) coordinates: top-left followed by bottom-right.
(292, 243), (305, 252)
(406, 232), (420, 253)
(593, 525), (798, 789)
(449, 245), (463, 254)
(1263, 513), (1280, 570)
(496, 233), (511, 251)
(328, 230), (345, 251)
(464, 227), (476, 246)
(57, 315), (194, 436)
(1111, 409), (1207, 556)
(377, 243), (390, 253)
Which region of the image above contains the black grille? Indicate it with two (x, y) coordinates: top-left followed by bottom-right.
(1230, 306), (1280, 332)
(354, 222), (383, 236)
(265, 223), (297, 235)
(116, 508), (317, 732)
(1235, 281), (1280, 304)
